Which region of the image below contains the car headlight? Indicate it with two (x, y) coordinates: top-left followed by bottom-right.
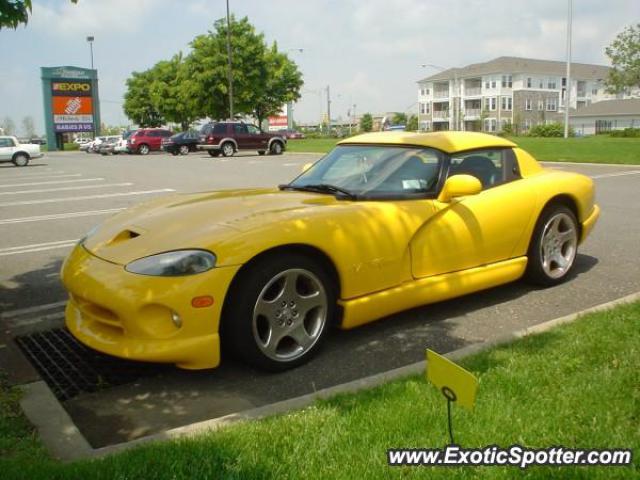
(125, 250), (217, 276)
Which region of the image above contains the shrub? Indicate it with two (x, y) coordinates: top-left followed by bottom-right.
(609, 128), (640, 137)
(528, 122), (574, 137)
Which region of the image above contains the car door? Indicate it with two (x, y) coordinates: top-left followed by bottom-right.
(232, 124), (250, 149)
(0, 137), (15, 161)
(147, 131), (162, 150)
(410, 148), (536, 278)
(246, 124), (268, 150)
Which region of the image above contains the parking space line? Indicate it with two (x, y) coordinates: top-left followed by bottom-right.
(0, 171), (66, 177)
(0, 178), (105, 188)
(0, 189), (176, 207)
(0, 239), (78, 256)
(0, 208), (124, 225)
(0, 182), (133, 196)
(591, 171), (640, 179)
(0, 300), (67, 319)
(0, 173), (82, 181)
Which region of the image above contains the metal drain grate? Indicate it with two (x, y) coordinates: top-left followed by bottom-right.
(15, 328), (168, 401)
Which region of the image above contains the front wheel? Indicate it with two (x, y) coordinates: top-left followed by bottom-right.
(138, 144), (150, 155)
(221, 142), (235, 157)
(269, 141), (283, 155)
(179, 145), (190, 155)
(12, 153), (29, 167)
(207, 150), (220, 157)
(525, 204), (578, 286)
(223, 254), (335, 371)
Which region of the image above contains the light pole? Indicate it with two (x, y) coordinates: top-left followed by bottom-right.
(225, 0), (234, 120)
(86, 36), (94, 70)
(420, 63), (459, 131)
(285, 48), (304, 130)
(563, 0), (573, 139)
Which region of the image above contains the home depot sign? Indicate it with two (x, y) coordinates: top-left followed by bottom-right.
(51, 80), (94, 132)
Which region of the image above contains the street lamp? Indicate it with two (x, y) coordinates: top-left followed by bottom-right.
(86, 36), (94, 70)
(285, 48), (304, 130)
(225, 0), (234, 119)
(420, 63), (459, 131)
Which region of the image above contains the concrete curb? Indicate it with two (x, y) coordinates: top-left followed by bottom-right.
(540, 161), (640, 168)
(19, 291), (640, 462)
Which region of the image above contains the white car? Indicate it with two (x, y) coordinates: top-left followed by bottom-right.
(0, 136), (44, 167)
(114, 130), (136, 154)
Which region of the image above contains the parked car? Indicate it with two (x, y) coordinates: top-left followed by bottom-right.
(79, 139), (95, 152)
(128, 128), (173, 155)
(0, 135), (44, 166)
(280, 129), (305, 139)
(162, 131), (200, 155)
(61, 131), (599, 371)
(197, 122), (286, 157)
(29, 138), (47, 145)
(98, 136), (120, 155)
(114, 130), (136, 154)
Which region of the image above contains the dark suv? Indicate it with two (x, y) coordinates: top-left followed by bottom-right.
(197, 122), (286, 157)
(128, 128), (173, 155)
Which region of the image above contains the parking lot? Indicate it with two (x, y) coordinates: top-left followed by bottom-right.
(1, 150), (640, 447)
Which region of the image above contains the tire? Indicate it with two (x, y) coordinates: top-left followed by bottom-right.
(525, 204), (579, 287)
(269, 141), (284, 155)
(179, 145), (190, 156)
(138, 144), (150, 155)
(171, 150), (179, 156)
(12, 153), (29, 167)
(208, 150), (220, 157)
(221, 142), (235, 157)
(222, 253), (336, 371)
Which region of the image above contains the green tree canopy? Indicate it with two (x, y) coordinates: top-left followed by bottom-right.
(0, 0), (77, 30)
(123, 69), (165, 127)
(406, 114), (418, 131)
(605, 23), (640, 93)
(391, 112), (407, 125)
(360, 113), (373, 132)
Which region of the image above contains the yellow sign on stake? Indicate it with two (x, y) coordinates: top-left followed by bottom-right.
(426, 349), (479, 410)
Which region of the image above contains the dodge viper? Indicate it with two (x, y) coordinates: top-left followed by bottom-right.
(61, 132), (599, 371)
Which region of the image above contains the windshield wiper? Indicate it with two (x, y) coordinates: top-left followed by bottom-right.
(278, 183), (357, 199)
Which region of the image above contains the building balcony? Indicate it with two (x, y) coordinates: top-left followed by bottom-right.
(433, 90), (450, 99)
(432, 111), (450, 119)
(464, 109), (481, 118)
(464, 87), (482, 96)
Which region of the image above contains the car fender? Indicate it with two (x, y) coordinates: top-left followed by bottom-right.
(267, 137), (286, 149)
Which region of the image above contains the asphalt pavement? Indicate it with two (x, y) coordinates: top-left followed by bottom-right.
(1, 149), (639, 447)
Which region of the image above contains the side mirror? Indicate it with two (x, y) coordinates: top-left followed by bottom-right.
(437, 174), (482, 203)
(301, 162), (313, 173)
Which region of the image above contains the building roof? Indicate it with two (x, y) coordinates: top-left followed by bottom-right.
(570, 99), (640, 117)
(418, 56), (610, 83)
(338, 131), (516, 153)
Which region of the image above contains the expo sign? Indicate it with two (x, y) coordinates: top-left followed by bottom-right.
(52, 81), (92, 97)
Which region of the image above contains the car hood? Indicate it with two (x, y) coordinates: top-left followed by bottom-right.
(83, 188), (342, 265)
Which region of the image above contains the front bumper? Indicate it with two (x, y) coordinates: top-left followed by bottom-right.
(61, 245), (241, 369)
(580, 204), (600, 244)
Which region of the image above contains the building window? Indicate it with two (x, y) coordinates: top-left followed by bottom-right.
(420, 88), (425, 96)
(538, 100), (544, 111)
(419, 103), (425, 114)
(592, 88), (598, 95)
(426, 102), (431, 114)
(501, 96), (512, 111)
(487, 97), (497, 111)
(527, 77), (532, 88)
(524, 119), (532, 131)
(539, 78), (544, 89)
(525, 98), (532, 111)
(547, 78), (557, 89)
(501, 75), (513, 88)
(491, 78), (497, 88)
(484, 79), (490, 89)
(546, 98), (557, 111)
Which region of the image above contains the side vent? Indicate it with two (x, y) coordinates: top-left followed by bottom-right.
(108, 229), (141, 245)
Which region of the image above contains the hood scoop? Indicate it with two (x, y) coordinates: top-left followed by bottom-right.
(108, 228), (142, 245)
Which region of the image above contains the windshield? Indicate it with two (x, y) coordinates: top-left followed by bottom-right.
(289, 145), (444, 198)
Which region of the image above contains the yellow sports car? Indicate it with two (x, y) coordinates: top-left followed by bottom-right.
(61, 132), (599, 371)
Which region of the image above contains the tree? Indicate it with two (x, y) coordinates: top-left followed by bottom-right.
(391, 112), (407, 125)
(605, 24), (640, 93)
(0, 0), (77, 30)
(406, 114), (418, 131)
(1, 116), (16, 135)
(123, 69), (165, 127)
(21, 116), (35, 138)
(360, 113), (373, 132)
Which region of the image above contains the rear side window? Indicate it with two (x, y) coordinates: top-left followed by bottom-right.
(0, 138), (14, 147)
(212, 123), (227, 134)
(448, 148), (520, 189)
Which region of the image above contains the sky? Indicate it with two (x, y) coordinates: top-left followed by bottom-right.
(0, 0), (638, 135)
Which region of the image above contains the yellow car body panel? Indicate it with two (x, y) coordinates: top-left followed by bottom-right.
(61, 132), (599, 369)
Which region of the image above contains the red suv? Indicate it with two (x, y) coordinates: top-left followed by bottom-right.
(128, 128), (173, 155)
(197, 122), (286, 157)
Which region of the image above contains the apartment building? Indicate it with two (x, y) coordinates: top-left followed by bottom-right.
(417, 56), (632, 133)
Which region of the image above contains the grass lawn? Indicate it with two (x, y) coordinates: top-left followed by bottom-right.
(287, 135), (640, 165)
(2, 301), (639, 479)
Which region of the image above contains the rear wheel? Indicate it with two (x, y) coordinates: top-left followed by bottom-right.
(138, 144), (150, 155)
(12, 153), (29, 167)
(221, 142), (235, 157)
(525, 204), (578, 286)
(223, 253), (335, 371)
(179, 145), (190, 155)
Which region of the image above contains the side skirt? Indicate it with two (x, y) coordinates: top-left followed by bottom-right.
(338, 256), (528, 329)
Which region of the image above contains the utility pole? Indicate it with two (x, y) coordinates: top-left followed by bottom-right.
(326, 85), (331, 135)
(225, 0), (234, 120)
(86, 36), (94, 70)
(563, 0), (573, 139)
